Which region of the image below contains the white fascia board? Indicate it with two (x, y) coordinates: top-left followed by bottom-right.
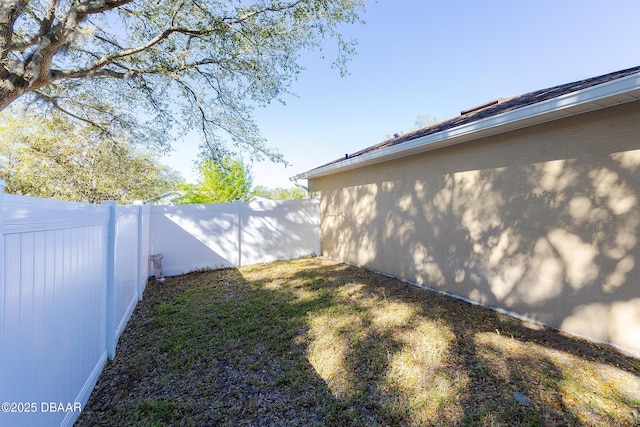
(294, 72), (640, 180)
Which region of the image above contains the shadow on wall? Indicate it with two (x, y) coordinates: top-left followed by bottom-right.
(152, 204), (239, 275)
(317, 106), (640, 355)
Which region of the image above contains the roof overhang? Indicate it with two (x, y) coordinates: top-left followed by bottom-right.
(292, 72), (640, 181)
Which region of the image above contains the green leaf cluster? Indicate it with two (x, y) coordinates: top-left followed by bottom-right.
(253, 185), (307, 200)
(178, 158), (255, 204)
(0, 108), (181, 204)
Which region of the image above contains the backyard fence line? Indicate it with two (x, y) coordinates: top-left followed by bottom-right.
(0, 188), (150, 427)
(0, 182), (320, 427)
(151, 198), (321, 276)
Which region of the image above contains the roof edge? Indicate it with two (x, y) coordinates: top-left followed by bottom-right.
(292, 71), (640, 181)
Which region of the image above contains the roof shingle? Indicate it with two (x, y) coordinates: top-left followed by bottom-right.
(316, 65), (640, 170)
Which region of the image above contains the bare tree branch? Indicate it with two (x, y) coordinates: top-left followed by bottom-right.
(33, 89), (111, 134)
(52, 26), (212, 80)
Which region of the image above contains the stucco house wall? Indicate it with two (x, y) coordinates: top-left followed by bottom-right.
(309, 100), (640, 356)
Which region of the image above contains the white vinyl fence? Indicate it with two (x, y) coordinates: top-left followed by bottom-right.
(0, 189), (151, 427)
(0, 181), (319, 427)
(151, 198), (320, 276)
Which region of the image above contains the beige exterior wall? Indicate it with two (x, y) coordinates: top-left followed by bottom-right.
(310, 101), (640, 356)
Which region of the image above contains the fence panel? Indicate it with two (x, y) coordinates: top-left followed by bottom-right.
(150, 203), (239, 276)
(0, 195), (110, 427)
(112, 204), (142, 350)
(150, 199), (320, 276)
(240, 199), (320, 266)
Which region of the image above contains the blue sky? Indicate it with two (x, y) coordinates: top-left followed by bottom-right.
(163, 0), (640, 188)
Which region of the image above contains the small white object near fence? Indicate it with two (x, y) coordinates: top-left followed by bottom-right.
(0, 181), (319, 427)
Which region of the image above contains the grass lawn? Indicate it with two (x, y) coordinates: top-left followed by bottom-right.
(76, 257), (640, 426)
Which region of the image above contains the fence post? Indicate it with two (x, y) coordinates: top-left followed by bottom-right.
(312, 198), (321, 256)
(136, 204), (143, 301)
(102, 200), (117, 360)
(136, 203), (152, 300)
(233, 201), (242, 267)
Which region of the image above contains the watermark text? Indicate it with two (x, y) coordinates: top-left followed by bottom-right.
(2, 401), (82, 413)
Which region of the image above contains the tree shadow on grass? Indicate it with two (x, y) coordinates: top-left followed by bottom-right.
(77, 258), (640, 426)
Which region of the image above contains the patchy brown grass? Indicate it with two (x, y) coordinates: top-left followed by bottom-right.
(76, 257), (640, 426)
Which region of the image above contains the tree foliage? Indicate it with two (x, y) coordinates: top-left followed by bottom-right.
(413, 114), (439, 129)
(254, 185), (306, 200)
(0, 108), (181, 203)
(0, 0), (365, 160)
(178, 158), (254, 204)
